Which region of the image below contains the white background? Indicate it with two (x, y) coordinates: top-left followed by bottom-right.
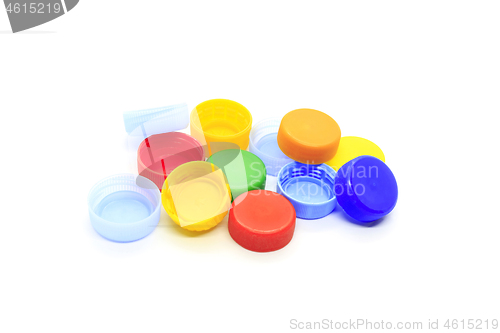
(1, 1), (499, 332)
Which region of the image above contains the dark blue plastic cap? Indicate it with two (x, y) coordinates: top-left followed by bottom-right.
(335, 156), (398, 223)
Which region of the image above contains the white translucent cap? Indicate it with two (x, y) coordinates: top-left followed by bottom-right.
(123, 103), (189, 138)
(249, 118), (293, 176)
(87, 174), (161, 242)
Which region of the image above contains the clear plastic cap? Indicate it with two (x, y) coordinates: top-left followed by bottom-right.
(124, 103), (189, 152)
(249, 118), (293, 176)
(87, 174), (161, 242)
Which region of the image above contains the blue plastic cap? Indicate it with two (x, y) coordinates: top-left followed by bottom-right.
(277, 162), (337, 219)
(335, 156), (398, 223)
(88, 174), (161, 242)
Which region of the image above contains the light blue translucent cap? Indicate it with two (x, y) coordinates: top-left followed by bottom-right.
(88, 174), (161, 242)
(123, 103), (189, 138)
(277, 162), (337, 220)
(249, 118), (293, 176)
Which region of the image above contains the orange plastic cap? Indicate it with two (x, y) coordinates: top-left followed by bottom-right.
(277, 109), (341, 164)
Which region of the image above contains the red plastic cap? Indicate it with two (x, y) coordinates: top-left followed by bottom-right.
(228, 190), (296, 252)
(137, 132), (204, 191)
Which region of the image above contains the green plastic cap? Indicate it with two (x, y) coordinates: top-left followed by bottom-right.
(207, 149), (267, 201)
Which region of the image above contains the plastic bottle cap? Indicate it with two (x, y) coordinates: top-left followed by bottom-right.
(229, 190), (296, 252)
(207, 149), (266, 201)
(335, 156), (398, 223)
(277, 162), (337, 219)
(326, 136), (385, 171)
(138, 132), (204, 191)
(161, 161), (232, 231)
(124, 103), (190, 151)
(87, 174), (161, 242)
(123, 103), (189, 136)
(277, 109), (341, 164)
(249, 118), (293, 176)
(190, 99), (252, 157)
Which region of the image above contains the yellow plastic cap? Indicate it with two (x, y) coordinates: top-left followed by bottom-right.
(161, 161), (232, 231)
(190, 99), (252, 157)
(325, 136), (385, 171)
(277, 109), (341, 164)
